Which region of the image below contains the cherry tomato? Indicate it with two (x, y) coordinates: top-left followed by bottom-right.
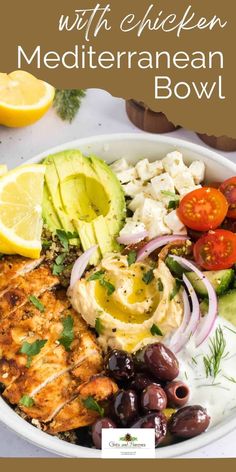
(219, 177), (236, 219)
(177, 187), (228, 231)
(194, 229), (236, 270)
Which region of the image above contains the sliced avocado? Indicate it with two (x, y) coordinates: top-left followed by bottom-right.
(200, 289), (236, 327)
(89, 155), (126, 251)
(186, 269), (234, 297)
(42, 184), (62, 231)
(43, 150), (126, 262)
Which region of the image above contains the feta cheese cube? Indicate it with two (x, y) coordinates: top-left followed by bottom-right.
(119, 220), (146, 237)
(148, 219), (171, 239)
(110, 158), (129, 173)
(128, 193), (145, 212)
(122, 180), (143, 197)
(164, 210), (187, 234)
(178, 185), (202, 196)
(135, 159), (163, 181)
(150, 173), (175, 203)
(162, 151), (187, 178)
(189, 161), (205, 184)
(133, 198), (166, 224)
(173, 171), (195, 195)
(116, 167), (138, 184)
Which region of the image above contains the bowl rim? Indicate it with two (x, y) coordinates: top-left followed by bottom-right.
(1, 132), (236, 458)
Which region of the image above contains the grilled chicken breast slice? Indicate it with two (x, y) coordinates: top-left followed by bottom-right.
(0, 256), (44, 295)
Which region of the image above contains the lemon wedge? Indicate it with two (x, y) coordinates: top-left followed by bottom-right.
(0, 164), (46, 258)
(0, 164), (8, 177)
(0, 71), (55, 127)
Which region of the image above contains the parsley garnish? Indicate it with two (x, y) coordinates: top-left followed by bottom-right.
(28, 296), (45, 312)
(95, 317), (105, 335)
(52, 253), (67, 275)
(88, 270), (115, 296)
(142, 269), (154, 285)
(157, 278), (164, 291)
(42, 240), (51, 249)
(161, 191), (180, 200)
(127, 250), (137, 266)
(56, 229), (79, 250)
(203, 326), (227, 379)
(168, 200), (179, 210)
(150, 324), (163, 336)
(169, 279), (182, 300)
(82, 396), (104, 417)
(20, 339), (47, 368)
(54, 89), (86, 123)
(58, 315), (74, 351)
(20, 395), (34, 407)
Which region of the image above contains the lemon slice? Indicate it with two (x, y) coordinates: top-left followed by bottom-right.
(0, 71), (55, 127)
(0, 164), (46, 258)
(0, 164), (8, 177)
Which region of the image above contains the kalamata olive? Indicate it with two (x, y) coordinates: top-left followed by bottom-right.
(130, 373), (158, 392)
(133, 349), (146, 371)
(105, 350), (134, 381)
(144, 343), (179, 381)
(141, 384), (167, 412)
(165, 381), (190, 407)
(131, 412), (167, 446)
(91, 417), (116, 449)
(75, 426), (93, 448)
(111, 389), (138, 426)
(169, 405), (210, 438)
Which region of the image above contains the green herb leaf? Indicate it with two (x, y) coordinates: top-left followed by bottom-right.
(56, 229), (79, 250)
(82, 396), (104, 417)
(157, 278), (164, 291)
(127, 250), (137, 266)
(161, 191), (180, 201)
(150, 324), (163, 336)
(58, 315), (74, 351)
(42, 240), (51, 249)
(88, 270), (105, 281)
(223, 375), (236, 384)
(55, 253), (67, 265)
(95, 317), (105, 335)
(20, 339), (47, 367)
(52, 264), (64, 276)
(203, 326), (227, 379)
(54, 89), (86, 122)
(142, 269), (154, 285)
(99, 278), (115, 296)
(169, 279), (182, 301)
(28, 296), (45, 312)
(20, 395), (34, 407)
(168, 200), (179, 210)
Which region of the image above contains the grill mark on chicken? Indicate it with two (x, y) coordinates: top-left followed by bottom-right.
(0, 256), (44, 295)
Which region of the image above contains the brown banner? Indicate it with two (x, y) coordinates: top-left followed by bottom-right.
(0, 0), (236, 137)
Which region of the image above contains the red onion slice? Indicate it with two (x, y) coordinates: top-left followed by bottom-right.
(170, 276), (200, 353)
(170, 255), (218, 346)
(69, 246), (98, 289)
(117, 230), (148, 246)
(136, 235), (189, 262)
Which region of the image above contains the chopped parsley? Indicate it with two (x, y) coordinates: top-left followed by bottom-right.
(150, 324), (163, 336)
(20, 395), (35, 407)
(161, 191), (180, 201)
(82, 396), (104, 417)
(169, 279), (182, 300)
(127, 250), (137, 266)
(157, 278), (164, 291)
(52, 253), (67, 275)
(58, 315), (74, 351)
(28, 296), (45, 312)
(56, 229), (79, 250)
(142, 269), (154, 285)
(88, 270), (115, 296)
(20, 339), (47, 368)
(95, 317), (105, 335)
(168, 200), (179, 210)
(203, 326), (227, 379)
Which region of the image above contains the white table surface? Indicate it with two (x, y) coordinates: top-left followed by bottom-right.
(0, 88), (236, 458)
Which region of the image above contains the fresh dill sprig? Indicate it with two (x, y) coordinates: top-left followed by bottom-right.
(53, 89), (86, 122)
(203, 326), (227, 379)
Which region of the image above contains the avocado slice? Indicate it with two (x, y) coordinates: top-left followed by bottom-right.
(43, 150), (126, 263)
(42, 184), (62, 231)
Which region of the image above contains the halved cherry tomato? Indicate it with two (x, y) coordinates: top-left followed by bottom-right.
(177, 187), (228, 231)
(194, 229), (236, 270)
(219, 177), (236, 219)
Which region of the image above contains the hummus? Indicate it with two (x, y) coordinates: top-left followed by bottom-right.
(69, 254), (183, 353)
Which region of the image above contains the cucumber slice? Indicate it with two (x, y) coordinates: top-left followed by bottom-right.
(200, 290), (236, 327)
(165, 256), (185, 278)
(186, 269), (234, 297)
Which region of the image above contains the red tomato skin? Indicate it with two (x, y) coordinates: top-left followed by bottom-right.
(178, 187), (228, 231)
(219, 177), (236, 219)
(194, 229), (236, 270)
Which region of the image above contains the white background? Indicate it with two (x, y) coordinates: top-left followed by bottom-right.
(0, 88), (235, 458)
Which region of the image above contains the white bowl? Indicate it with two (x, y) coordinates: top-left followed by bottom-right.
(1, 133), (236, 458)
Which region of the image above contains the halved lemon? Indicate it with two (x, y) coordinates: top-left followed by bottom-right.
(0, 164), (46, 258)
(0, 164), (7, 176)
(0, 71), (55, 127)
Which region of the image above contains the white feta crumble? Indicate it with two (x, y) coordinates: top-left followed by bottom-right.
(164, 210), (187, 234)
(189, 161), (205, 184)
(122, 180), (143, 197)
(116, 167), (138, 184)
(110, 158), (129, 173)
(150, 173), (175, 203)
(135, 158), (163, 181)
(119, 220), (146, 237)
(162, 151), (187, 178)
(173, 171), (196, 195)
(128, 193), (146, 212)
